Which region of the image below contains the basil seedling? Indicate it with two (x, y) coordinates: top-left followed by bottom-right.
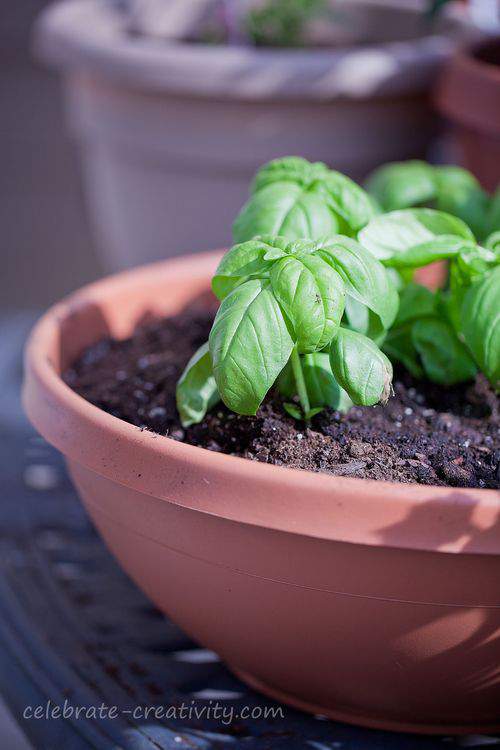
(176, 235), (397, 425)
(233, 157), (378, 244)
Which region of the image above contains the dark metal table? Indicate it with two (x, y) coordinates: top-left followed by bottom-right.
(1, 314), (498, 750)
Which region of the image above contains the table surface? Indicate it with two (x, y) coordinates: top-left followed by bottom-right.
(1, 312), (499, 750)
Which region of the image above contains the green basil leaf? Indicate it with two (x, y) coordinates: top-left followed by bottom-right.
(271, 237), (318, 258)
(329, 328), (393, 406)
(212, 239), (276, 300)
(434, 165), (489, 239)
(412, 318), (477, 386)
(209, 278), (293, 415)
(342, 298), (388, 345)
(383, 324), (424, 379)
(233, 157), (376, 243)
(486, 186), (500, 238)
(439, 286), (462, 335)
(251, 156), (329, 193)
(450, 244), (499, 292)
(461, 266), (500, 390)
(283, 402), (303, 420)
(393, 282), (437, 326)
(317, 236), (398, 332)
(306, 406), (325, 419)
(233, 181), (341, 244)
(322, 171), (379, 234)
(385, 267), (411, 292)
(343, 296), (369, 334)
(366, 161), (490, 239)
(261, 236), (314, 261)
(384, 235), (475, 269)
(176, 342), (220, 427)
(383, 284), (438, 379)
(270, 253), (345, 353)
(278, 351), (352, 411)
(365, 160), (436, 211)
(358, 208), (474, 261)
(485, 231), (500, 253)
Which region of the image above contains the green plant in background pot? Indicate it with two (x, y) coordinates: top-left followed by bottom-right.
(245, 0), (330, 47)
(202, 0), (333, 47)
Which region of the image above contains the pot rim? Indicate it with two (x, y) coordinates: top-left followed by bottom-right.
(33, 0), (472, 101)
(23, 251), (499, 554)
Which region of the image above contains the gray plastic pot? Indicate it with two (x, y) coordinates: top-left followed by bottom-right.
(35, 0), (473, 271)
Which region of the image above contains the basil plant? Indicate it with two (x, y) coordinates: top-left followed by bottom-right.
(365, 160), (499, 241)
(359, 207), (500, 390)
(233, 156), (379, 244)
(177, 235), (397, 426)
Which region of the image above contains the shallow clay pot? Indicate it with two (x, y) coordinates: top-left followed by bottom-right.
(23, 252), (500, 734)
(436, 37), (500, 191)
(34, 0), (472, 271)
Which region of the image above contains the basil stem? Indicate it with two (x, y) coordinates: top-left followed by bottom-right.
(290, 345), (311, 418)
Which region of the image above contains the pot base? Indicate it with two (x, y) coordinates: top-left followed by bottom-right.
(231, 667), (500, 736)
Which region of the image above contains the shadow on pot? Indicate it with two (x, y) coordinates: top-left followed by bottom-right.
(376, 491), (500, 716)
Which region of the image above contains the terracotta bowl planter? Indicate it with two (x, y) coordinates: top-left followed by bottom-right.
(23, 252), (500, 734)
(436, 37), (500, 191)
(34, 0), (473, 271)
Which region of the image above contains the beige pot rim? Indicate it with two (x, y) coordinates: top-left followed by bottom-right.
(34, 0), (473, 100)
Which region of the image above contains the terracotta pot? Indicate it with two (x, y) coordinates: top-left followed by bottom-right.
(33, 0), (473, 271)
(414, 261), (447, 290)
(23, 252), (500, 734)
(436, 37), (500, 191)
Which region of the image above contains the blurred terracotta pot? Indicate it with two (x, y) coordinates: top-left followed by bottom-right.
(437, 37), (500, 191)
(414, 261), (447, 290)
(23, 252), (500, 734)
(34, 0), (472, 271)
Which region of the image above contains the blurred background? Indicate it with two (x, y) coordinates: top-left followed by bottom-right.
(2, 0), (499, 312)
(1, 2), (500, 747)
(2, 0), (99, 310)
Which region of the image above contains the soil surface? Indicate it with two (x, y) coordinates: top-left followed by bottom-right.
(64, 307), (499, 490)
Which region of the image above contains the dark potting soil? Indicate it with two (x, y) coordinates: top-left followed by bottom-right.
(64, 306), (500, 490)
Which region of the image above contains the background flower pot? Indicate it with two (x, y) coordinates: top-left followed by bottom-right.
(34, 0), (473, 271)
(23, 251), (500, 734)
(436, 36), (500, 191)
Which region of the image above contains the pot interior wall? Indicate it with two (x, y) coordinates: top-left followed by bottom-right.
(135, 0), (467, 46)
(55, 257), (218, 370)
